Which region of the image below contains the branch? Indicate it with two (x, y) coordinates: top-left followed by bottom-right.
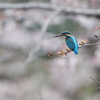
(90, 77), (100, 84)
(25, 7), (63, 63)
(79, 42), (100, 48)
(79, 35), (100, 48)
(48, 41), (100, 57)
(90, 77), (100, 89)
(0, 3), (57, 10)
(0, 3), (100, 17)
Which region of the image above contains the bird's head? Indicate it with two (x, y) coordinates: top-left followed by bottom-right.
(53, 31), (71, 39)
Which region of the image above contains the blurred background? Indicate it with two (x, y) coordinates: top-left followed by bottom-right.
(0, 0), (100, 100)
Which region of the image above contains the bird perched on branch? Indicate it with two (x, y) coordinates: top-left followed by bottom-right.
(53, 31), (79, 54)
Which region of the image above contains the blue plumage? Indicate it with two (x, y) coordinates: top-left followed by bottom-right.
(65, 36), (78, 54)
(53, 31), (79, 55)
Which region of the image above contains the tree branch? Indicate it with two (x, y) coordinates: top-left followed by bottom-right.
(0, 3), (100, 17)
(25, 7), (63, 63)
(48, 41), (100, 57)
(90, 77), (100, 89)
(79, 42), (100, 48)
(0, 3), (57, 10)
(90, 77), (100, 84)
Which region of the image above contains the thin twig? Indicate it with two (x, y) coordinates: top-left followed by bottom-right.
(79, 42), (100, 48)
(90, 77), (100, 89)
(90, 77), (100, 84)
(94, 35), (100, 40)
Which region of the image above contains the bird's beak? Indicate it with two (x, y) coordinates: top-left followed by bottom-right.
(53, 34), (62, 38)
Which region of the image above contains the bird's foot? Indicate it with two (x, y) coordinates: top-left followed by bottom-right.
(66, 48), (72, 53)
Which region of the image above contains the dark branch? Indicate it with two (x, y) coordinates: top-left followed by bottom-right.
(90, 77), (100, 89)
(94, 35), (100, 40)
(90, 77), (100, 84)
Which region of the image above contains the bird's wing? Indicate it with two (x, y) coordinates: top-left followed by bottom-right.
(65, 36), (78, 50)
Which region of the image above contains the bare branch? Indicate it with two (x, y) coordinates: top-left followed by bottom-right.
(79, 42), (100, 48)
(94, 35), (100, 40)
(0, 3), (100, 17)
(0, 3), (57, 10)
(90, 77), (100, 84)
(25, 7), (63, 63)
(90, 77), (100, 89)
(41, 7), (63, 34)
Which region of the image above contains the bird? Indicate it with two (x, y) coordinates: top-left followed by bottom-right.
(53, 31), (79, 54)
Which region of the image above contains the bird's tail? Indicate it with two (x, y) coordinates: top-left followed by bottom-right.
(74, 49), (78, 55)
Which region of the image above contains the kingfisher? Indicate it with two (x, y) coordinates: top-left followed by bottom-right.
(53, 31), (79, 54)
